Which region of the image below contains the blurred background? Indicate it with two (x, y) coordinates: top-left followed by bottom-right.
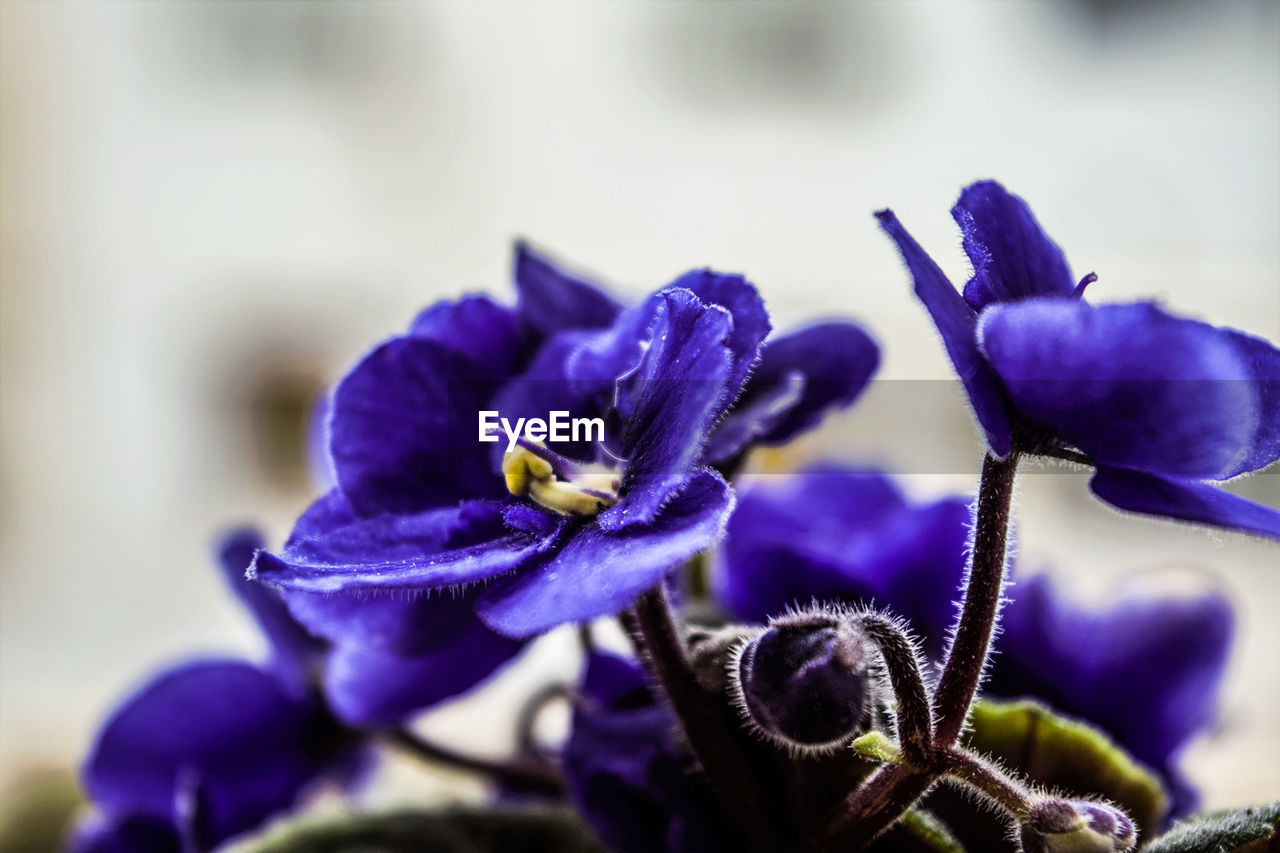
(2, 0), (1277, 846)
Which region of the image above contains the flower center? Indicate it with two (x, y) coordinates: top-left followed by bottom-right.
(502, 443), (620, 517)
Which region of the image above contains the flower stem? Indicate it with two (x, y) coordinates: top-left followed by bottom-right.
(382, 729), (566, 798)
(936, 747), (1032, 817)
(811, 450), (1020, 847)
(627, 585), (781, 852)
(856, 612), (933, 763)
(933, 450), (1019, 746)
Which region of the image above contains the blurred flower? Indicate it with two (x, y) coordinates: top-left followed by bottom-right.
(876, 180), (1280, 540)
(563, 652), (731, 853)
(74, 531), (362, 852)
(716, 466), (1233, 817)
(253, 245), (879, 643)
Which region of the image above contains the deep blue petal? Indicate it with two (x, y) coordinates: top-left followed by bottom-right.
(606, 290), (735, 529)
(989, 573), (1233, 816)
(251, 498), (563, 593)
(329, 336), (507, 516)
(514, 242), (622, 336)
(407, 294), (525, 376)
(217, 528), (323, 692)
(951, 180), (1077, 310)
(82, 660), (322, 847)
(477, 470), (734, 637)
(1221, 326), (1280, 476)
(724, 321), (879, 451)
(876, 209), (1013, 454)
(322, 628), (525, 726)
(1090, 467), (1280, 540)
(702, 372), (806, 466)
(669, 270), (771, 396)
(980, 300), (1258, 478)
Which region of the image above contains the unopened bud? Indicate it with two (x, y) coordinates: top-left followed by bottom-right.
(729, 608), (872, 753)
(1020, 798), (1136, 853)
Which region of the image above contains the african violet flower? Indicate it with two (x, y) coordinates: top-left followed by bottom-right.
(715, 465), (1233, 818)
(564, 651), (732, 853)
(74, 531), (361, 852)
(876, 181), (1280, 540)
(252, 245), (879, 651)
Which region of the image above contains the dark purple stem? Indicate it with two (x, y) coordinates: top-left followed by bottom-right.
(933, 450), (1019, 745)
(627, 585), (781, 852)
(812, 450), (1020, 847)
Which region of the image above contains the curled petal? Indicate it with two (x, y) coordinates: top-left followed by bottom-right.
(252, 499), (563, 593)
(670, 269), (771, 395)
(952, 180), (1077, 310)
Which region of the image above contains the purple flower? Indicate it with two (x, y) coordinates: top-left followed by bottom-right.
(877, 180), (1280, 540)
(716, 466), (1233, 818)
(563, 652), (731, 853)
(75, 531), (361, 852)
(253, 246), (879, 648)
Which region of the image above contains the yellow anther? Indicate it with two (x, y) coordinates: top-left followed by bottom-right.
(501, 445), (618, 517)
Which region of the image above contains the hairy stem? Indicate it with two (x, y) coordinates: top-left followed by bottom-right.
(812, 451), (1021, 847)
(382, 729), (566, 798)
(933, 451), (1019, 745)
(857, 612), (933, 762)
(627, 585), (780, 852)
(936, 747), (1032, 816)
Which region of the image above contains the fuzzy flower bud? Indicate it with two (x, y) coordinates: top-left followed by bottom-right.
(729, 609), (872, 753)
(1020, 798), (1137, 853)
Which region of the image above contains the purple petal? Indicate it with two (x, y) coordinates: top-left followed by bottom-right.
(82, 660), (321, 847)
(990, 573), (1233, 814)
(952, 180), (1077, 310)
(251, 498), (564, 593)
(514, 242), (622, 336)
(216, 528), (324, 692)
(407, 294), (525, 375)
(703, 372), (807, 465)
(330, 336), (509, 515)
(606, 290), (735, 529)
(669, 270), (771, 395)
(876, 209), (1013, 455)
(727, 322), (880, 450)
(1090, 467), (1280, 540)
(477, 470), (733, 637)
(718, 467), (969, 657)
(980, 300), (1259, 479)
(322, 628), (525, 726)
(1221, 327), (1280, 476)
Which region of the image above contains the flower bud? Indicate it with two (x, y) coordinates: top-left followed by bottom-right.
(1020, 798), (1136, 853)
(729, 609), (872, 753)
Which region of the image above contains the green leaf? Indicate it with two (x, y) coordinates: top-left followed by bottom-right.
(964, 699), (1167, 837)
(238, 806), (608, 853)
(1143, 802), (1279, 853)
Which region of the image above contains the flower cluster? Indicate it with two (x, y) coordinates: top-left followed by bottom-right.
(75, 183), (1278, 853)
